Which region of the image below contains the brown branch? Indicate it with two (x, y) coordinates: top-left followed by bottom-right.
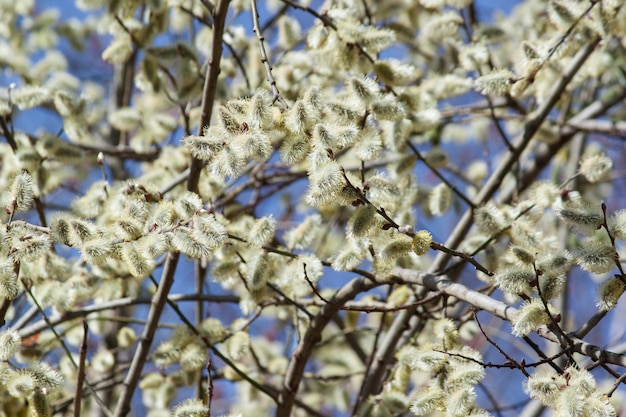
(74, 142), (160, 161)
(194, 261), (208, 400)
(206, 357), (214, 416)
(113, 3), (230, 416)
(73, 321), (88, 417)
(275, 276), (382, 417)
(407, 141), (476, 209)
(251, 0), (289, 108)
(112, 253), (180, 417)
(187, 0), (231, 193)
(430, 241), (492, 276)
(178, 5), (252, 92)
(0, 297), (11, 328)
(16, 293), (238, 339)
(22, 280), (112, 416)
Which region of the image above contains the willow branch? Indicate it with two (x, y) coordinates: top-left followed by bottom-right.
(187, 0), (231, 193)
(251, 0), (289, 108)
(357, 37), (601, 402)
(23, 281), (112, 416)
(275, 277), (382, 417)
(112, 252), (180, 417)
(73, 321), (88, 417)
(393, 267), (626, 368)
(15, 293), (238, 339)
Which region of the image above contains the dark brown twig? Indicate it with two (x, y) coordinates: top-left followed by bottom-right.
(474, 312), (530, 377)
(187, 0), (232, 193)
(112, 253), (181, 417)
(407, 141), (476, 209)
(206, 356), (214, 416)
(276, 276), (382, 417)
(251, 0), (289, 108)
(73, 321), (88, 417)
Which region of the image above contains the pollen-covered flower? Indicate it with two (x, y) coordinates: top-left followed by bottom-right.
(373, 59), (419, 86)
(173, 398), (209, 417)
(524, 370), (566, 407)
(7, 171), (34, 213)
(579, 152), (612, 183)
(474, 203), (507, 235)
(409, 385), (446, 416)
(0, 330), (21, 360)
(381, 234), (413, 261)
(348, 205), (377, 237)
(412, 230), (432, 255)
(512, 298), (556, 337)
(553, 198), (603, 236)
(429, 183), (452, 216)
(247, 216), (276, 247)
(577, 240), (616, 274)
(475, 69), (515, 95)
(610, 209), (626, 240)
(495, 267), (535, 295)
(529, 180), (560, 208)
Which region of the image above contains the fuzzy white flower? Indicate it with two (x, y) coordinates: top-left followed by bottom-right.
(579, 153), (612, 183)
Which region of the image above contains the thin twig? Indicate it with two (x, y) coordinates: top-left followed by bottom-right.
(474, 312), (530, 377)
(407, 141), (476, 209)
(206, 355), (214, 416)
(606, 371), (626, 398)
(303, 263), (441, 312)
(0, 110), (18, 152)
(533, 263), (574, 350)
(251, 0), (289, 108)
(16, 293), (239, 339)
(73, 321), (88, 417)
(521, 336), (564, 374)
(345, 165), (493, 276)
(22, 280), (112, 417)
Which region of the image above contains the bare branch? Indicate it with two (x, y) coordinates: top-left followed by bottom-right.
(187, 0), (232, 193)
(251, 0), (289, 108)
(112, 253), (180, 417)
(73, 321), (89, 417)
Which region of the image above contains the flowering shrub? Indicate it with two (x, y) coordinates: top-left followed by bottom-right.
(1, 0), (626, 416)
